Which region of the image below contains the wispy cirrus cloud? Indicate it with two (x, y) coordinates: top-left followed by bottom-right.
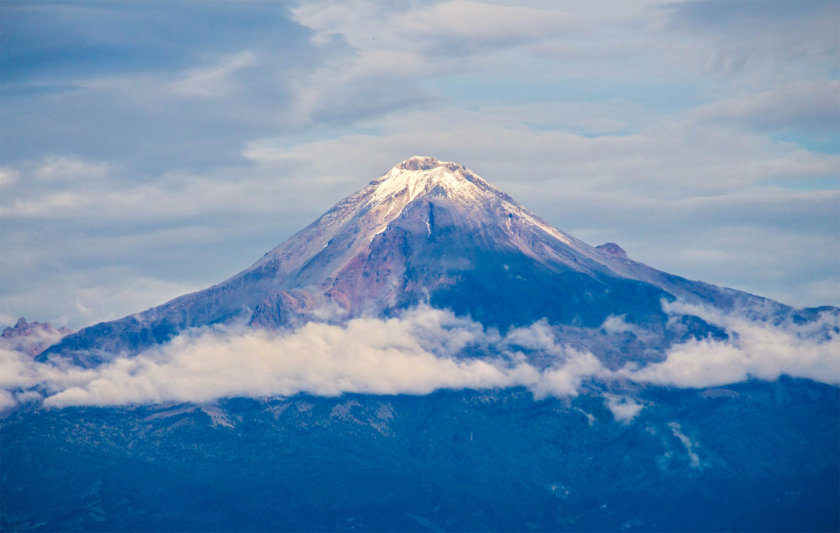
(691, 80), (840, 137)
(169, 51), (258, 99)
(662, 0), (839, 80)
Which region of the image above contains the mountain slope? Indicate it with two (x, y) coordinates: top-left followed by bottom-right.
(3, 383), (838, 532)
(43, 156), (793, 365)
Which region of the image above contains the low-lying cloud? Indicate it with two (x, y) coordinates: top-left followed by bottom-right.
(624, 301), (840, 388)
(1, 304), (837, 410)
(1, 308), (604, 408)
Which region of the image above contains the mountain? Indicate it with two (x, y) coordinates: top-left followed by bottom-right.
(1, 318), (72, 357)
(6, 156), (838, 532)
(42, 156), (796, 366)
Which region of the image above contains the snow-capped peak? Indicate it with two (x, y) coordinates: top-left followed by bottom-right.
(395, 155), (448, 171)
(366, 156), (496, 208)
(356, 156), (588, 253)
(249, 156), (601, 291)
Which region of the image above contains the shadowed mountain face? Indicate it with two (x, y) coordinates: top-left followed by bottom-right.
(42, 156), (788, 366)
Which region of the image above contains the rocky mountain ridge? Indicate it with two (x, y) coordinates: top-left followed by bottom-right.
(2, 318), (72, 357)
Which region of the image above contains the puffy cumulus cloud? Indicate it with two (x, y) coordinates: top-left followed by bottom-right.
(625, 302), (840, 388)
(0, 308), (607, 409)
(0, 390), (16, 410)
(2, 303), (839, 411)
(604, 395), (645, 423)
(600, 315), (651, 340)
(529, 351), (605, 400)
(0, 347), (40, 390)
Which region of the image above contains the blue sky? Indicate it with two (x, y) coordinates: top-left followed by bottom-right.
(1, 0), (838, 328)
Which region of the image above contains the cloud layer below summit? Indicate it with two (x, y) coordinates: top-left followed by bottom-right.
(2, 305), (837, 411)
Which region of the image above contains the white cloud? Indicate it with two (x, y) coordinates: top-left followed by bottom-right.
(0, 390), (16, 410)
(0, 307), (603, 409)
(605, 395), (644, 423)
(293, 1), (576, 54)
(661, 0), (839, 83)
(32, 156), (112, 182)
(0, 269), (200, 329)
(384, 1), (576, 51)
(0, 155), (316, 221)
(2, 191), (88, 216)
(169, 51), (257, 98)
(668, 421), (701, 469)
(33, 309), (573, 407)
(285, 1), (583, 126)
(529, 350), (606, 399)
(601, 315), (635, 335)
(243, 106), (839, 199)
(691, 80), (840, 133)
(70, 277), (202, 324)
(0, 167), (19, 187)
(625, 302), (840, 388)
(1, 302), (838, 411)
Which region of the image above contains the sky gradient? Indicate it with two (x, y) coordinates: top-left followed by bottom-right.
(1, 0), (838, 329)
